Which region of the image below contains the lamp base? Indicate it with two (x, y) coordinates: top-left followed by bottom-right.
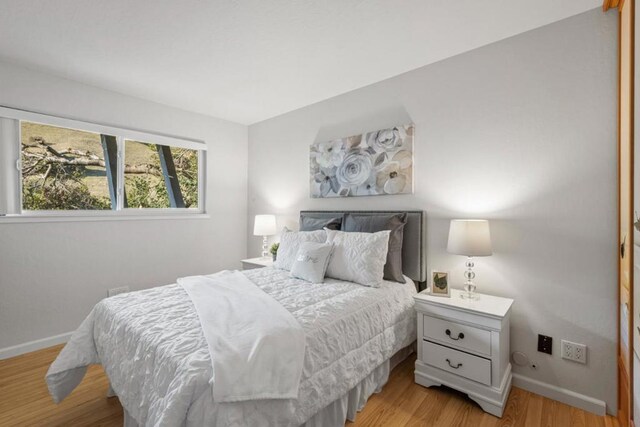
(261, 235), (269, 258)
(460, 257), (479, 300)
(460, 287), (480, 300)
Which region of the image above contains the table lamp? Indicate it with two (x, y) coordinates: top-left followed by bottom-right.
(254, 214), (277, 258)
(447, 219), (492, 300)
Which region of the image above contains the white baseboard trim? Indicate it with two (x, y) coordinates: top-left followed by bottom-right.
(0, 332), (72, 360)
(512, 373), (606, 416)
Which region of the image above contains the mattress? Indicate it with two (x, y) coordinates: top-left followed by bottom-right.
(94, 267), (417, 426)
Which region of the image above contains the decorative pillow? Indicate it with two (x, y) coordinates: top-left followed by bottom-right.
(290, 242), (334, 283)
(299, 215), (342, 231)
(324, 229), (391, 288)
(274, 228), (326, 271)
(343, 213), (408, 283)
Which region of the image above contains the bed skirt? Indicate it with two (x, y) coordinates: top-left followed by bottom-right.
(122, 344), (414, 427)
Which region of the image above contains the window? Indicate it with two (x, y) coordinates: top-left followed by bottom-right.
(21, 122), (114, 211)
(0, 106), (206, 219)
(124, 141), (199, 209)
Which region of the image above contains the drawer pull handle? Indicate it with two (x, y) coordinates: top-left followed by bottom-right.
(446, 358), (462, 369)
(445, 329), (464, 340)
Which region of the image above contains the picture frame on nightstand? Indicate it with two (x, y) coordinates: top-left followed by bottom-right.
(429, 270), (450, 297)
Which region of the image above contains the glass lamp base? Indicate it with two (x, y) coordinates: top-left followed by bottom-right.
(460, 281), (479, 300)
(460, 291), (480, 300)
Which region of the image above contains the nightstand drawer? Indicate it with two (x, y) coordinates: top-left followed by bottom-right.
(423, 315), (491, 356)
(422, 340), (491, 386)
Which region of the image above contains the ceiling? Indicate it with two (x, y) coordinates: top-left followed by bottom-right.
(0, 1), (602, 125)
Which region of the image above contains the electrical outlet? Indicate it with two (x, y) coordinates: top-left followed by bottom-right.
(537, 334), (553, 355)
(561, 340), (587, 364)
(108, 286), (130, 297)
(561, 340), (573, 360)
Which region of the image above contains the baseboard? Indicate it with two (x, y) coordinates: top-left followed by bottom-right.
(512, 373), (606, 416)
(0, 332), (72, 360)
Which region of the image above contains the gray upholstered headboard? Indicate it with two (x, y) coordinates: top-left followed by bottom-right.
(299, 210), (426, 285)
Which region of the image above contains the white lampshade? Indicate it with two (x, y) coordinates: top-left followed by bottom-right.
(253, 214), (277, 236)
(447, 219), (492, 257)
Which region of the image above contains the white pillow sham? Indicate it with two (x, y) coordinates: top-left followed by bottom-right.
(274, 228), (327, 271)
(290, 241), (334, 283)
(324, 228), (391, 288)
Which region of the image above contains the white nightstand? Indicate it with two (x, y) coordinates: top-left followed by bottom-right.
(241, 257), (274, 270)
(414, 289), (514, 417)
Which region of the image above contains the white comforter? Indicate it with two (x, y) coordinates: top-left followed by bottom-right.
(47, 267), (416, 426)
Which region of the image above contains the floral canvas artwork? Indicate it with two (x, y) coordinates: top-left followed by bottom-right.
(310, 124), (414, 198)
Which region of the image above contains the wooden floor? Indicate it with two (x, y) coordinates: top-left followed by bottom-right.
(0, 345), (620, 427)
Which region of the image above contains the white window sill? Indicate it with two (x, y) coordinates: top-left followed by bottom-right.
(0, 211), (210, 223)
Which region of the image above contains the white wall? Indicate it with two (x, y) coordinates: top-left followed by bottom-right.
(0, 61), (248, 352)
(248, 9), (618, 412)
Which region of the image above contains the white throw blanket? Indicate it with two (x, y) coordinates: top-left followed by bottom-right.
(178, 270), (305, 402)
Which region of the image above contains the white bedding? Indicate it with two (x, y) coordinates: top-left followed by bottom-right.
(178, 271), (305, 402)
(48, 267), (416, 426)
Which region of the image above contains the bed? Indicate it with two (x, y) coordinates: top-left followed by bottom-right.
(46, 210), (426, 427)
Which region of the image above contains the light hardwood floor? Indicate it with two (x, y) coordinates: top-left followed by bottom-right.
(0, 344), (620, 426)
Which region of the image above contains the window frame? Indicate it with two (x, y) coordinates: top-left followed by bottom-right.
(0, 106), (207, 221)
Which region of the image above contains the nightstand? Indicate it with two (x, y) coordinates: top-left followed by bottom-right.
(241, 257), (274, 270)
(414, 289), (514, 417)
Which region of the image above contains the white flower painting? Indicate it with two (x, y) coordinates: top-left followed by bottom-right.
(310, 124), (414, 198)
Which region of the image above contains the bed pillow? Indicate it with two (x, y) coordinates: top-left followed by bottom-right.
(324, 228), (391, 288)
(290, 242), (334, 283)
(299, 215), (342, 231)
(343, 213), (408, 283)
(274, 228), (327, 271)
